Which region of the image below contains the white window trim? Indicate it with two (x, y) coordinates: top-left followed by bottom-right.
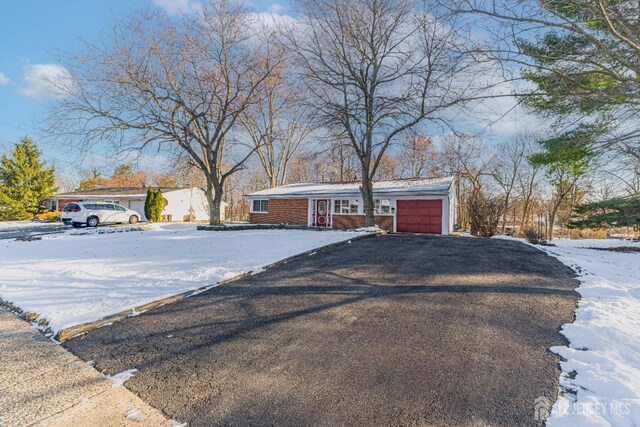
(250, 199), (269, 213)
(333, 198), (360, 215)
(374, 198), (394, 216)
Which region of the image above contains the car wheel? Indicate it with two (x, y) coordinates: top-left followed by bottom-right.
(71, 222), (82, 228)
(129, 215), (139, 224)
(87, 216), (99, 227)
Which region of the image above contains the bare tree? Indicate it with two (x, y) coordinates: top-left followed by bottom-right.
(241, 54), (314, 188)
(492, 134), (531, 233)
(51, 2), (281, 224)
(398, 133), (437, 178)
(287, 0), (480, 226)
(543, 163), (587, 240)
(516, 151), (543, 231)
(437, 134), (496, 229)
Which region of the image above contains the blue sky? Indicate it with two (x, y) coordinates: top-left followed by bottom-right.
(0, 0), (527, 181)
(0, 0), (291, 178)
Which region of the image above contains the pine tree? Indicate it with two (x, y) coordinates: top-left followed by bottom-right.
(144, 187), (155, 222)
(569, 196), (640, 230)
(0, 137), (58, 220)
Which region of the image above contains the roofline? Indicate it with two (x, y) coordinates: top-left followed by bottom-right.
(244, 189), (452, 200)
(243, 177), (454, 199)
(46, 187), (191, 200)
(48, 194), (147, 200)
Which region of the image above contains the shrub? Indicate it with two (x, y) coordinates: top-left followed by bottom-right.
(468, 193), (502, 237)
(34, 211), (61, 222)
(144, 188), (168, 222)
(523, 227), (546, 244)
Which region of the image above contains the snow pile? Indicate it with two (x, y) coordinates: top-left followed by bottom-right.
(107, 368), (138, 387)
(0, 220), (55, 231)
(541, 239), (640, 426)
(353, 225), (384, 232)
(0, 223), (366, 333)
(494, 236), (640, 425)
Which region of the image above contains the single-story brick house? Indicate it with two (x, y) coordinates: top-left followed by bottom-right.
(44, 187), (223, 222)
(244, 177), (456, 234)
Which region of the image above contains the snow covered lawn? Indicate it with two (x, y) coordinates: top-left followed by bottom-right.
(0, 223), (367, 334)
(0, 220), (57, 231)
(497, 236), (640, 426)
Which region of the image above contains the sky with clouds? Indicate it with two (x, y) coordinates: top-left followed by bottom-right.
(0, 0), (533, 180)
(0, 0), (293, 178)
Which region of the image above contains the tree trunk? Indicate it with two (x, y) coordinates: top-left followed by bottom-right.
(360, 174), (375, 227)
(520, 196), (532, 232)
(548, 206), (559, 240)
(205, 178), (224, 225)
(501, 194), (510, 234)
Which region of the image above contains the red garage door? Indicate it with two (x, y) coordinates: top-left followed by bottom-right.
(396, 200), (442, 234)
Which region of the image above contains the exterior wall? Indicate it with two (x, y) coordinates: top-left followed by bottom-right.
(332, 214), (394, 231)
(249, 198), (308, 225)
(47, 187), (217, 223)
(162, 188), (213, 222)
(245, 189), (456, 234)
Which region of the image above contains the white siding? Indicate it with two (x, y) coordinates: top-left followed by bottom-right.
(162, 188), (213, 222)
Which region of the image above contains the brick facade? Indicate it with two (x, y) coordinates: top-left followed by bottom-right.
(249, 198), (308, 225)
(332, 215), (394, 232)
(249, 198), (395, 231)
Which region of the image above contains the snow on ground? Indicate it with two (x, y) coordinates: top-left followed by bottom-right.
(0, 220), (56, 231)
(0, 223), (366, 333)
(495, 236), (640, 426)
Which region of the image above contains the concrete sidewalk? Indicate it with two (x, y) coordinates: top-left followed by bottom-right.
(0, 309), (171, 427)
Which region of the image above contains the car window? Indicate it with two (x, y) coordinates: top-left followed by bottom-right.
(114, 205), (126, 212)
(63, 203), (80, 212)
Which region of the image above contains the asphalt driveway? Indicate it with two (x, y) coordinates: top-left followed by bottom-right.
(63, 234), (579, 426)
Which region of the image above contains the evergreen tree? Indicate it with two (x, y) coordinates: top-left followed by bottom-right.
(144, 188), (168, 222)
(515, 1), (640, 161)
(569, 196), (640, 230)
(144, 187), (155, 222)
(0, 137), (57, 220)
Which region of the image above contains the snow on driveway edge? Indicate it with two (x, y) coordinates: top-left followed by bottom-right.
(494, 236), (640, 426)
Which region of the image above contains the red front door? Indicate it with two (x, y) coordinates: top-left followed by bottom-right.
(396, 200), (442, 234)
(313, 199), (330, 227)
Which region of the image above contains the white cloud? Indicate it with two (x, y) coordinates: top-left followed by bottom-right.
(0, 72), (9, 85)
(152, 0), (201, 15)
(20, 64), (73, 100)
(267, 4), (285, 14)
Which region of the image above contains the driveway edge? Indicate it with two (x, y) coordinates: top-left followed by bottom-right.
(0, 309), (171, 427)
(55, 231), (384, 342)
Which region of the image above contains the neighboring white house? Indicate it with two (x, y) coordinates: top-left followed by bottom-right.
(44, 187), (224, 222)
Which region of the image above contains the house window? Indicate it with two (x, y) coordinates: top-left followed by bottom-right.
(252, 200), (269, 213)
(334, 199), (359, 214)
(375, 199), (391, 215)
(50, 201), (58, 211)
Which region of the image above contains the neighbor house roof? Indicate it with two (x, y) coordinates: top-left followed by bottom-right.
(48, 187), (186, 200)
(244, 177), (454, 199)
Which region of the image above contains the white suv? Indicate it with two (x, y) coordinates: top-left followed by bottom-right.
(61, 202), (141, 228)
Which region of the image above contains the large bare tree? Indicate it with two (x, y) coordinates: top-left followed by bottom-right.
(287, 0), (481, 226)
(240, 55), (314, 188)
(51, 1), (281, 224)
